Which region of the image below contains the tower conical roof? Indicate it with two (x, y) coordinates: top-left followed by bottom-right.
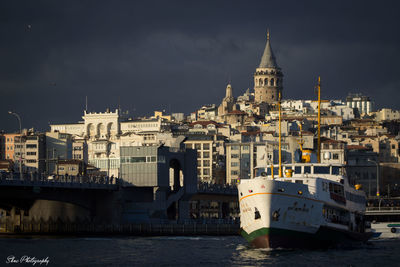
(259, 31), (278, 68)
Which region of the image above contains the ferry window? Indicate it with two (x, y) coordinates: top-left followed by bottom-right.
(314, 166), (330, 174)
(332, 166), (340, 175)
(304, 166), (311, 174)
(295, 180), (303, 184)
(256, 168), (265, 176)
(295, 166), (301, 174)
(322, 182), (328, 191)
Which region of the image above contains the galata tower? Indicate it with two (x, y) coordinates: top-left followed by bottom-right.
(254, 31), (283, 104)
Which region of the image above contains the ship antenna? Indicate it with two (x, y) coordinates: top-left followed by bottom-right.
(317, 76), (321, 163)
(278, 90), (282, 177)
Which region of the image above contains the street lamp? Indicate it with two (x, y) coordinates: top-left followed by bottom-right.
(367, 158), (379, 197)
(8, 111), (23, 180)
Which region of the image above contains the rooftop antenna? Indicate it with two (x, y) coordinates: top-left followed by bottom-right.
(118, 96), (121, 111)
(85, 96), (88, 111)
(267, 28), (270, 41)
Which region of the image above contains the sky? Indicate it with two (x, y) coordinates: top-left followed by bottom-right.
(1, 0), (399, 132)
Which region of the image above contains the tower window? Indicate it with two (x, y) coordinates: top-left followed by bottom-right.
(270, 78), (274, 86)
(259, 78), (263, 86)
(264, 78), (268, 85)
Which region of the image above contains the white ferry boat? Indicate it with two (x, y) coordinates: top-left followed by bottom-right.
(238, 163), (372, 248)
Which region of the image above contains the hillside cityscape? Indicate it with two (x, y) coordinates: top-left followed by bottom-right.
(2, 32), (400, 199)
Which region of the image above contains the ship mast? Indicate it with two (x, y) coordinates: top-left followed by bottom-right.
(317, 76), (321, 163)
(278, 90), (282, 177)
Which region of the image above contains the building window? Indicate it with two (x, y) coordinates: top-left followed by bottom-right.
(203, 169), (210, 176)
(231, 162), (239, 167)
(231, 171), (238, 175)
(198, 160), (202, 167)
(203, 160), (210, 167)
(232, 154), (239, 158)
(203, 152), (210, 158)
(333, 153), (339, 160)
(203, 143), (210, 150)
(27, 152), (36, 156)
(232, 146), (239, 150)
(195, 144), (201, 150)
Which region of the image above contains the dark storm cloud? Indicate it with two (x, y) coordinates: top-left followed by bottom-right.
(0, 0), (399, 132)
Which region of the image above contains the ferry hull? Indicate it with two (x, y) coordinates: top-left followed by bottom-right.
(241, 226), (372, 249)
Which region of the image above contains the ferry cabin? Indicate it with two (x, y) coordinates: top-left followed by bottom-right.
(251, 163), (367, 231)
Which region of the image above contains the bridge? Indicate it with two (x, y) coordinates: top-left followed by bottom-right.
(0, 173), (239, 233)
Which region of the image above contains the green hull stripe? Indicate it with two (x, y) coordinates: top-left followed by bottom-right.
(241, 226), (357, 243)
(387, 224), (400, 227)
(241, 227), (269, 243)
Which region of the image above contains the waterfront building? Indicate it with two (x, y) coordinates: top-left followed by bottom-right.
(320, 138), (346, 164)
(360, 134), (400, 163)
(55, 159), (85, 176)
(218, 84), (236, 116)
(346, 145), (378, 196)
(0, 133), (3, 160)
(375, 108), (400, 121)
(254, 31), (283, 105)
(2, 133), (20, 161)
(225, 136), (302, 184)
(50, 109), (175, 176)
(72, 137), (88, 163)
(184, 134), (226, 184)
(45, 132), (73, 174)
(196, 104), (218, 121)
(346, 93), (373, 116)
(22, 133), (46, 174)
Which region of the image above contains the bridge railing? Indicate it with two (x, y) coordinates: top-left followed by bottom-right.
(0, 172), (120, 188)
(197, 182), (238, 195)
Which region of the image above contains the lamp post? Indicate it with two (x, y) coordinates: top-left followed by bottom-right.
(8, 111), (23, 180)
(367, 158), (379, 197)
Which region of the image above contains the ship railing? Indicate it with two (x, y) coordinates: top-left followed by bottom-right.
(366, 206), (400, 212)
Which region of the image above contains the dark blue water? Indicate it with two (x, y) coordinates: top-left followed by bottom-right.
(0, 236), (398, 266)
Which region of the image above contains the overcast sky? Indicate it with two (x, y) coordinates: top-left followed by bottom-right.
(1, 0), (399, 132)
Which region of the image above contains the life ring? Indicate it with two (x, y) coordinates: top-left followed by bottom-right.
(391, 227), (397, 233)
